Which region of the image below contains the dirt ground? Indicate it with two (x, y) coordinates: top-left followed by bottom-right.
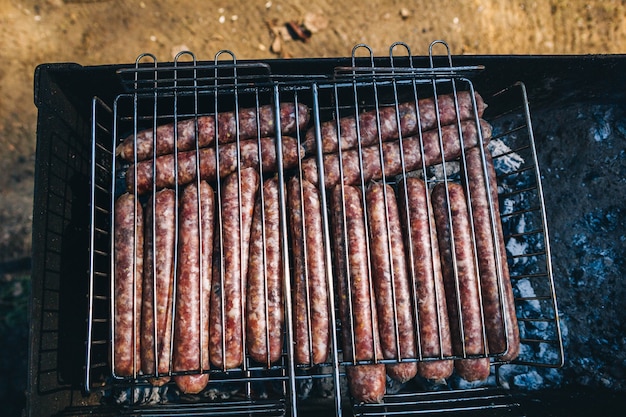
(1, 0), (626, 415)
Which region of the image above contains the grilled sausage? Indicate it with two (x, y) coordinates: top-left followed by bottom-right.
(246, 177), (284, 365)
(210, 167), (260, 369)
(117, 102), (310, 162)
(141, 189), (176, 386)
(288, 176), (330, 365)
(330, 185), (386, 403)
(398, 177), (454, 380)
(125, 136), (305, 195)
(172, 181), (214, 394)
(301, 119), (492, 189)
(432, 182), (490, 382)
(366, 183), (417, 383)
(114, 193), (143, 377)
(463, 147), (520, 361)
(303, 91), (485, 154)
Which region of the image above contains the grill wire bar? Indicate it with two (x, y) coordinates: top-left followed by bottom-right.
(87, 40), (564, 416)
(87, 95), (116, 391)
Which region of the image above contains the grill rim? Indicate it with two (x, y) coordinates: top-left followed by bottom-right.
(31, 42), (616, 416)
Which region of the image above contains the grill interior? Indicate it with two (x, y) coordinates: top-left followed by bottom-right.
(30, 41), (566, 417)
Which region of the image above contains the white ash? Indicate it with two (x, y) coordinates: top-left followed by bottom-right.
(515, 213), (527, 234)
(590, 108), (613, 142)
(487, 138), (525, 174)
(513, 369), (544, 390)
(200, 384), (242, 400)
(486, 137), (564, 392)
(449, 370), (497, 390)
(498, 364), (563, 391)
(501, 198), (516, 216)
(109, 383), (171, 405)
(516, 278), (542, 314)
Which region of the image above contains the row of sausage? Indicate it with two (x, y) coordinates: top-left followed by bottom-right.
(118, 91), (488, 194)
(116, 91), (484, 162)
(112, 90), (518, 403)
(330, 146), (520, 403)
(113, 146), (519, 403)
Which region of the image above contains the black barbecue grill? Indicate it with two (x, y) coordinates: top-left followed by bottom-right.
(33, 40), (616, 417)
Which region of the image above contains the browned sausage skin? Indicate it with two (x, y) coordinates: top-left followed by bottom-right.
(114, 193), (143, 378)
(126, 136), (305, 195)
(117, 102), (310, 162)
(303, 91), (485, 154)
(210, 167), (259, 369)
(172, 180), (214, 394)
(141, 189), (176, 386)
(432, 182), (490, 382)
(464, 147), (520, 361)
(246, 177), (284, 365)
(301, 119), (492, 189)
(330, 185), (386, 403)
(366, 182), (417, 383)
(288, 176), (330, 366)
(398, 177), (454, 380)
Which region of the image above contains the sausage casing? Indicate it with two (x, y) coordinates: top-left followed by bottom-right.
(398, 177), (454, 380)
(210, 167), (260, 369)
(464, 147), (520, 361)
(288, 176), (330, 365)
(366, 183), (417, 383)
(141, 189), (176, 386)
(126, 136), (304, 195)
(330, 185), (386, 403)
(114, 193), (143, 377)
(246, 177), (284, 365)
(117, 102), (310, 162)
(432, 182), (490, 382)
(172, 181), (214, 394)
(301, 119), (492, 189)
(346, 364), (387, 404)
(303, 91), (485, 154)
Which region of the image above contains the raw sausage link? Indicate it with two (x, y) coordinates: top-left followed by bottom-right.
(366, 183), (417, 383)
(172, 180), (214, 394)
(330, 185), (386, 403)
(301, 119), (492, 189)
(210, 167), (260, 369)
(114, 193), (143, 377)
(141, 189), (176, 386)
(288, 176), (330, 365)
(346, 364), (387, 404)
(303, 91), (485, 154)
(398, 177), (454, 380)
(118, 116), (213, 163)
(464, 147), (520, 361)
(331, 185), (378, 361)
(117, 102), (310, 162)
(126, 136), (304, 195)
(246, 177), (284, 365)
(431, 182), (490, 382)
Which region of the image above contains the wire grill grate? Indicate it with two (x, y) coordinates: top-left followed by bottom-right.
(86, 40), (563, 416)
